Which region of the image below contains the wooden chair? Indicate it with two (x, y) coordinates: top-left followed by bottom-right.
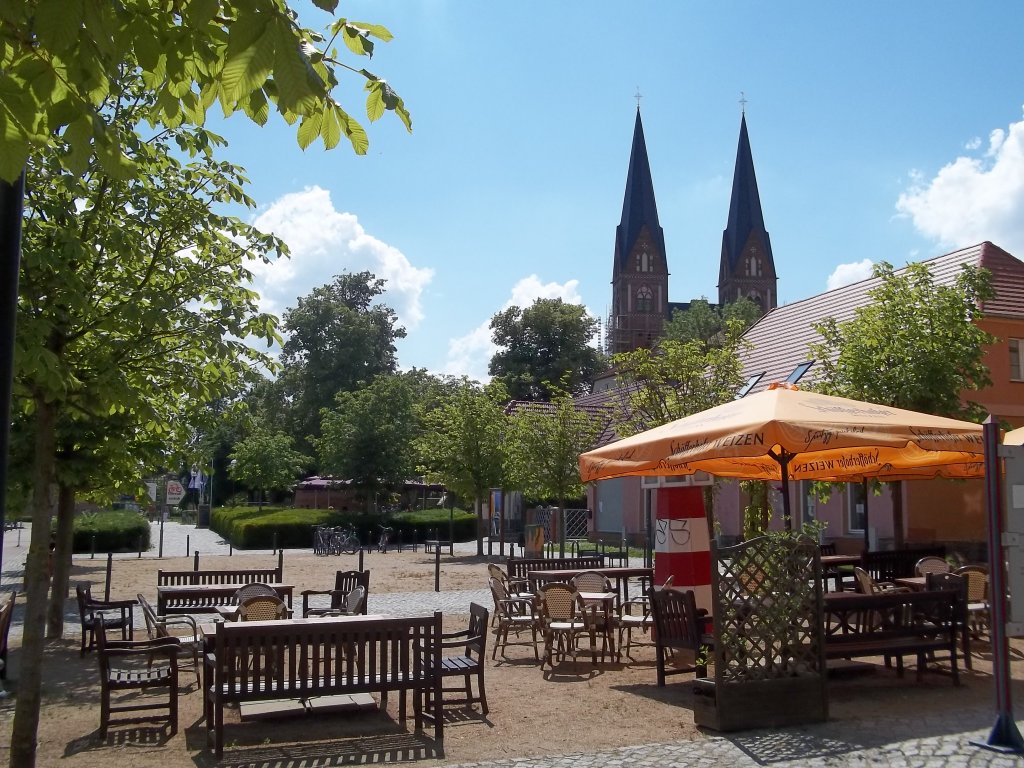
(312, 586), (366, 617)
(301, 570), (370, 617)
(0, 591), (15, 680)
(137, 593), (201, 686)
(617, 575), (672, 658)
(95, 615), (180, 737)
(854, 566), (908, 595)
(76, 583), (135, 656)
(429, 602), (489, 715)
(915, 556), (951, 577)
(648, 586), (710, 686)
(926, 571), (971, 670)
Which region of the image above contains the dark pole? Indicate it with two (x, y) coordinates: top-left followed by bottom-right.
(862, 479), (870, 552)
(0, 172), (26, 575)
(434, 544), (441, 592)
(104, 553), (113, 601)
(972, 415), (1024, 753)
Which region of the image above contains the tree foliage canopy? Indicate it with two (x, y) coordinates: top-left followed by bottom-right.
(229, 423), (309, 507)
(317, 373), (417, 510)
(663, 297), (761, 348)
(488, 298), (605, 402)
(0, 0), (412, 180)
(809, 261), (994, 421)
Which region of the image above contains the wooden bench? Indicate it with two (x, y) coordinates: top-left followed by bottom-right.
(860, 546), (946, 583)
(506, 556), (604, 583)
(202, 613), (443, 758)
(424, 539), (454, 555)
(823, 590), (961, 684)
(156, 568), (283, 614)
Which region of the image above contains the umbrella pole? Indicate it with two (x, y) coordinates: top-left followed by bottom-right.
(862, 479), (870, 552)
(771, 449), (794, 531)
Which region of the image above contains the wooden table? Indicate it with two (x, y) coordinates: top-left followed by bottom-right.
(893, 576), (927, 591)
(820, 554), (861, 592)
(157, 582), (294, 615)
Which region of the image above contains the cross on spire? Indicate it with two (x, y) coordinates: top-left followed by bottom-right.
(634, 87), (643, 110)
(739, 91), (748, 114)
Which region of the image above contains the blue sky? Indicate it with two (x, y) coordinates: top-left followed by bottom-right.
(214, 2), (1024, 382)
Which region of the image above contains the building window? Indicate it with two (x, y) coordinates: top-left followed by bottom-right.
(847, 483), (866, 533)
(1012, 338), (1024, 381)
(636, 251), (653, 272)
(636, 286), (653, 312)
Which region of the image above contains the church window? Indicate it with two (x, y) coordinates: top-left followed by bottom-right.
(636, 286), (654, 312)
(636, 250), (653, 272)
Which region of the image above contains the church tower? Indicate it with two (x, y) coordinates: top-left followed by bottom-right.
(718, 111), (777, 313)
(608, 108), (669, 354)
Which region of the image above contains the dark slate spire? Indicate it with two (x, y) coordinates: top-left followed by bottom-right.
(616, 109), (665, 271)
(721, 112), (773, 275)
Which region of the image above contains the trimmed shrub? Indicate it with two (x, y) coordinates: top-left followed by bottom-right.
(210, 505), (476, 550)
(71, 510), (151, 553)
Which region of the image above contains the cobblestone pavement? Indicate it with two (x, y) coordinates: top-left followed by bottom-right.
(5, 522), (1024, 766)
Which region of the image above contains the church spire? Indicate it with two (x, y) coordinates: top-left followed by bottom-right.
(609, 107), (669, 354)
(718, 110), (777, 313)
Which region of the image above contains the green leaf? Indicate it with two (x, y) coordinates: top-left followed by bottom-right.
(297, 110), (322, 149)
(342, 25), (374, 57)
(365, 85), (384, 122)
(320, 104), (340, 150)
(61, 115), (93, 174)
(221, 14), (272, 104)
(311, 0), (339, 11)
(351, 21), (394, 42)
(270, 19), (321, 114)
(34, 0), (83, 55)
(186, 0), (219, 27)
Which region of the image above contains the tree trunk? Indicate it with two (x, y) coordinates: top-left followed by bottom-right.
(46, 484), (75, 638)
(891, 480), (905, 549)
(558, 496), (566, 558)
(474, 495), (483, 557)
(11, 397), (57, 768)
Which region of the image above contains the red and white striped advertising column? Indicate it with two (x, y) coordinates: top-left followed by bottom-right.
(654, 485), (712, 613)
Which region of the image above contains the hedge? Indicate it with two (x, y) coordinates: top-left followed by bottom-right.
(210, 506), (477, 550)
(71, 510), (151, 553)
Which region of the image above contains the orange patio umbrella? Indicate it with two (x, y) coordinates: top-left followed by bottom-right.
(579, 383), (986, 522)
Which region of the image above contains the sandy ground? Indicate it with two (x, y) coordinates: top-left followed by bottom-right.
(0, 549), (1020, 767)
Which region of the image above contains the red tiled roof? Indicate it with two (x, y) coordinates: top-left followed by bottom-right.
(739, 241), (1024, 394)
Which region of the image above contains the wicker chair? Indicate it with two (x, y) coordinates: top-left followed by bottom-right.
(487, 564), (531, 599)
(137, 592), (201, 685)
(571, 571), (616, 662)
(954, 565), (990, 637)
(238, 594), (289, 621)
(915, 556), (951, 577)
(854, 566), (907, 595)
(95, 615), (179, 737)
(488, 577), (539, 660)
(76, 583), (135, 656)
(537, 583), (586, 668)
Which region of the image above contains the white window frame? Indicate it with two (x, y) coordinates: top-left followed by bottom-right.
(847, 483), (866, 534)
(1011, 338), (1024, 382)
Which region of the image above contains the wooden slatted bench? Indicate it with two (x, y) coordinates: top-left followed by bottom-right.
(822, 590), (962, 684)
(156, 567), (284, 615)
(202, 613), (443, 758)
(506, 556), (604, 584)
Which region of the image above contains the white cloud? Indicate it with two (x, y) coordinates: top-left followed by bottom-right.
(249, 186), (434, 329)
(826, 259), (874, 291)
(441, 275), (591, 381)
(896, 110), (1024, 254)
(964, 137), (982, 151)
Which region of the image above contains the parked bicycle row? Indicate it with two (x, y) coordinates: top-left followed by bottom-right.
(312, 524), (393, 555)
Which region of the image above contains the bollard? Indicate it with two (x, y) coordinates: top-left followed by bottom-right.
(90, 534), (96, 559)
(273, 532), (278, 553)
(193, 551), (200, 570)
(105, 553), (113, 601)
(229, 540), (233, 556)
(186, 535), (190, 558)
(358, 546), (364, 572)
(434, 544), (441, 592)
(138, 535), (143, 558)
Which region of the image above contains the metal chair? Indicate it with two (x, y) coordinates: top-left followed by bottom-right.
(76, 583), (134, 656)
(915, 556), (951, 577)
(488, 577), (539, 660)
(137, 592), (201, 686)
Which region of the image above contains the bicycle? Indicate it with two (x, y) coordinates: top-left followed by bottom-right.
(332, 525), (360, 556)
(377, 525), (393, 554)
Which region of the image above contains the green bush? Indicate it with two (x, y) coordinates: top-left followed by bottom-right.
(71, 510), (151, 553)
(210, 505), (477, 550)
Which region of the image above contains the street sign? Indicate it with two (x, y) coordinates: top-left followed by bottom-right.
(145, 482), (157, 502)
(165, 480), (186, 505)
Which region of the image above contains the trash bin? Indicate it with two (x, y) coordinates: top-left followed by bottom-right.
(524, 524), (545, 557)
(197, 503), (211, 528)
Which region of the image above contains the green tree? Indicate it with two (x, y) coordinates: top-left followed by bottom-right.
(663, 296), (761, 348)
(11, 78), (282, 767)
(229, 425), (309, 510)
(418, 380), (509, 556)
(489, 298), (606, 401)
(274, 272), (405, 452)
(810, 261), (994, 548)
(0, 0), (412, 180)
(318, 374), (417, 512)
(506, 391), (607, 556)
(611, 324), (749, 438)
